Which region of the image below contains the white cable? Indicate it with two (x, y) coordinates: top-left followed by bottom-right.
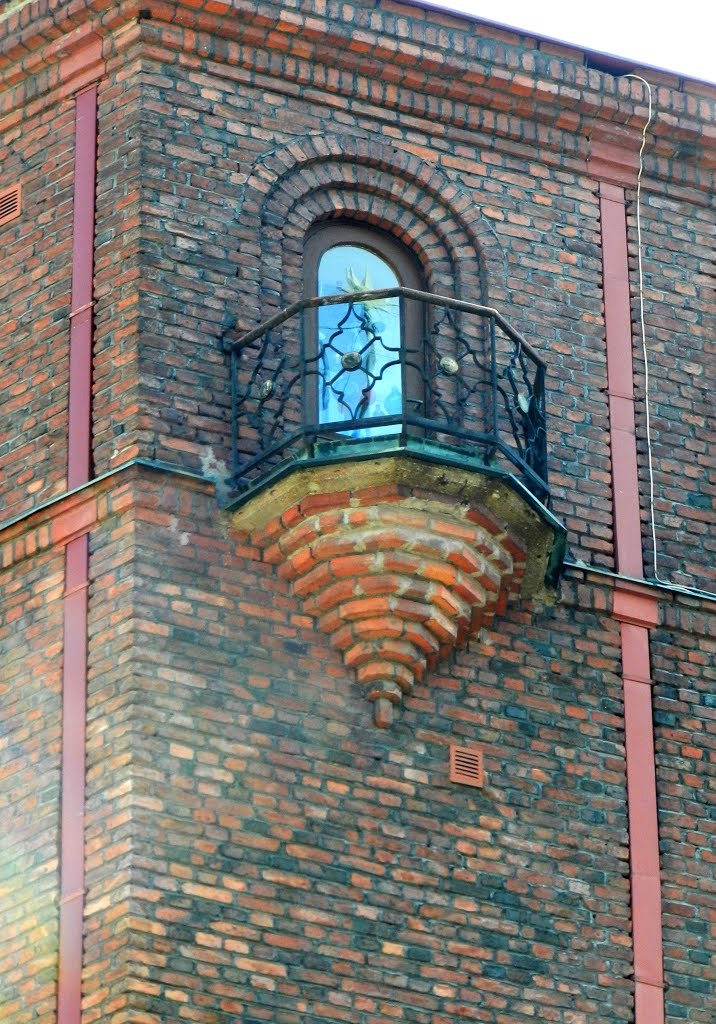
(623, 74), (664, 581)
(622, 75), (715, 599)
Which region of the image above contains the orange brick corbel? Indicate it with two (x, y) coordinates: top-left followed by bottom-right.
(613, 585), (660, 631)
(588, 138), (640, 188)
(253, 487), (525, 728)
(45, 23), (105, 98)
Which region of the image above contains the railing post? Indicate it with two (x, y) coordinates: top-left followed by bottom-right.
(535, 362), (547, 487)
(488, 315), (498, 464)
(231, 347), (239, 481)
(301, 309), (313, 457)
(400, 292), (408, 442)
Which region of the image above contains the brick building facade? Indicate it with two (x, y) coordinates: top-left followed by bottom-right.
(1, 2), (714, 1023)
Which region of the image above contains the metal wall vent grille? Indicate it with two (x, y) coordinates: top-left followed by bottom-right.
(0, 183), (22, 226)
(449, 744), (484, 788)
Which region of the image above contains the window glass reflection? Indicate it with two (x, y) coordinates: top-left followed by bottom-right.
(317, 245), (402, 435)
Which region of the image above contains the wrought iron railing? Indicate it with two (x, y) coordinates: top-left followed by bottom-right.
(223, 288), (550, 505)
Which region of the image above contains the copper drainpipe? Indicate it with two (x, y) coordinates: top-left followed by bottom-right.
(57, 32), (102, 1021)
(599, 177), (665, 1024)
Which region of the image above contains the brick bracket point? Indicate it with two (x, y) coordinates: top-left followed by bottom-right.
(231, 458), (562, 727)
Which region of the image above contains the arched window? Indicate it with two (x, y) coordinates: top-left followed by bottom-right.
(305, 224), (424, 437)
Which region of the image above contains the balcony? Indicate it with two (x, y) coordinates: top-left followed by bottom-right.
(224, 290), (565, 726)
(226, 288), (552, 506)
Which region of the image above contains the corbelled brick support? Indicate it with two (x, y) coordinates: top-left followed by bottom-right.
(232, 453), (559, 727)
(255, 489), (525, 727)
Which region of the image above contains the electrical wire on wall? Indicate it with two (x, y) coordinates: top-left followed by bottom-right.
(620, 73), (715, 600)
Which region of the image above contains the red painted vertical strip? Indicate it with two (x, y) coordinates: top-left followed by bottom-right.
(600, 178), (665, 1024)
(600, 182), (644, 579)
(67, 86), (97, 490)
(623, 672), (664, 988)
(58, 83), (98, 1024)
(58, 534), (89, 1024)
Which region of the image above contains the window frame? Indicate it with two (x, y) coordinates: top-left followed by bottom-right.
(303, 222), (426, 433)
(304, 222), (424, 297)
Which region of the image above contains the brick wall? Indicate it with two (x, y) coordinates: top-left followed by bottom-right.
(83, 481), (142, 1022)
(0, 93), (74, 519)
(0, 548), (64, 1024)
(132, 17), (614, 566)
(1, 2), (714, 1023)
(92, 38), (146, 476)
(90, 475), (631, 1023)
(652, 610), (716, 1024)
(629, 190), (716, 592)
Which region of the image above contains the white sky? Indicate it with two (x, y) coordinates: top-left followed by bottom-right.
(418, 0), (716, 85)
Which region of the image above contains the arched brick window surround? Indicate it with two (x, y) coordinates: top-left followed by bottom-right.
(233, 135), (506, 334)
